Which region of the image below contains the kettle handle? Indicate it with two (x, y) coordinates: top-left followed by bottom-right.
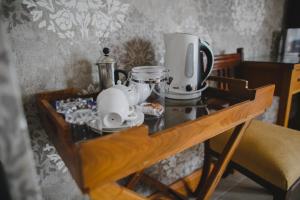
(199, 40), (214, 86)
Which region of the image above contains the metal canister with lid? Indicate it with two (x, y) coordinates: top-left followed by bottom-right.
(96, 48), (127, 91)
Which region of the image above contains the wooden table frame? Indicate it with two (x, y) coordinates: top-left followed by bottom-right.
(37, 77), (274, 200)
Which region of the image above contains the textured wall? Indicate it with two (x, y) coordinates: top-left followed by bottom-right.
(3, 0), (285, 98)
(1, 0), (285, 199)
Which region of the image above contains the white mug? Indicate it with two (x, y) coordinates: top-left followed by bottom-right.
(97, 88), (137, 128)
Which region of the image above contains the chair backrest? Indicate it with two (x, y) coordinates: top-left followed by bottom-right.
(213, 48), (244, 78)
(211, 48), (244, 90)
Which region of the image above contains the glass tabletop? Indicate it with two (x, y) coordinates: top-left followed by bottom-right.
(62, 94), (242, 143)
(145, 97), (231, 135)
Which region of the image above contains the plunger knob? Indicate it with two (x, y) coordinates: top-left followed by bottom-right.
(103, 47), (110, 56)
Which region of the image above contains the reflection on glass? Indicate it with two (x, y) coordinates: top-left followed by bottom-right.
(144, 98), (209, 134)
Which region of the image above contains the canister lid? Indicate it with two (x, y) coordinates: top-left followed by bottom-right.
(131, 66), (168, 83)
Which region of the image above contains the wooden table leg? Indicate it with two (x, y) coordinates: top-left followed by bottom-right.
(196, 120), (251, 200)
(277, 69), (293, 127)
(126, 170), (145, 190)
(141, 174), (189, 200)
(194, 140), (212, 195)
(277, 91), (293, 127)
(89, 182), (147, 200)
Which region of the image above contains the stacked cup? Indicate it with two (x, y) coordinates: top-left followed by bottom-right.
(97, 88), (137, 128)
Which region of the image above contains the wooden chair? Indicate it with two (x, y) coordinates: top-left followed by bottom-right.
(208, 48), (300, 200)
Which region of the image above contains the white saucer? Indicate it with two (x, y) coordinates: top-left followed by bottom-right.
(87, 110), (144, 133)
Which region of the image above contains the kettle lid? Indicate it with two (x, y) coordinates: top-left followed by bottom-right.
(96, 47), (116, 64)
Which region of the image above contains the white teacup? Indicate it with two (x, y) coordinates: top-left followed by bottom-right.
(97, 88), (137, 128)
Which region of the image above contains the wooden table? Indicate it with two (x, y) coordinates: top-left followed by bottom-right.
(239, 55), (300, 128)
(36, 76), (274, 200)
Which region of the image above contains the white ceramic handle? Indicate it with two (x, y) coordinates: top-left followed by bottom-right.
(126, 106), (137, 120)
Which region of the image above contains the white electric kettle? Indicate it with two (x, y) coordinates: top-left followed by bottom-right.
(164, 33), (214, 99)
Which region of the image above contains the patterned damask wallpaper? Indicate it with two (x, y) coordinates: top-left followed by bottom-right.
(1, 0), (285, 199)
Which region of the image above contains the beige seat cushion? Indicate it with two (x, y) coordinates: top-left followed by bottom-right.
(210, 120), (300, 190)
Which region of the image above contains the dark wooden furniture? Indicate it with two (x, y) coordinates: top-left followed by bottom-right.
(285, 0), (300, 29)
(36, 77), (274, 199)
